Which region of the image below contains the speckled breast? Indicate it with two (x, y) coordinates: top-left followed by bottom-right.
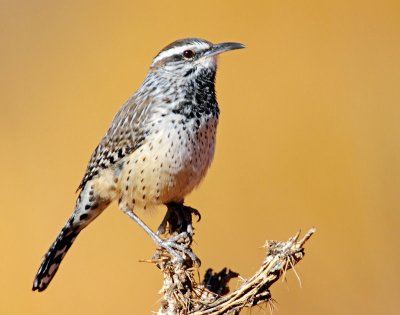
(119, 114), (218, 210)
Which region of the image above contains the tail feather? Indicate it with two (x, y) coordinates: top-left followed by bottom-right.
(33, 184), (109, 292)
(32, 218), (80, 292)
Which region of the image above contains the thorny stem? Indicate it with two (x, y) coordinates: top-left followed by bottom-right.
(150, 227), (315, 315)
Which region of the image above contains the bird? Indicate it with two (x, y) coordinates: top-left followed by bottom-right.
(32, 38), (245, 292)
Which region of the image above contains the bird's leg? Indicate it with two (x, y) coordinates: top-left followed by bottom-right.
(122, 206), (199, 263)
(158, 202), (201, 236)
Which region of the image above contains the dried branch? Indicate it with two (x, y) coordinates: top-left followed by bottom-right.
(151, 226), (316, 315)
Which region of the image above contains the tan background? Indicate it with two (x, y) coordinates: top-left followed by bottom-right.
(1, 0), (399, 314)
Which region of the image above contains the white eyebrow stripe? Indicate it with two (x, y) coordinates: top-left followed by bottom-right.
(152, 42), (210, 65)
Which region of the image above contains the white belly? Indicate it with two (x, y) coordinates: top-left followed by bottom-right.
(119, 116), (218, 210)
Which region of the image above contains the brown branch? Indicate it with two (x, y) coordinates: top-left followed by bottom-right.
(152, 227), (316, 315)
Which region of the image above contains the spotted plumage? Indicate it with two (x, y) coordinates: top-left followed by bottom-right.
(33, 38), (244, 292)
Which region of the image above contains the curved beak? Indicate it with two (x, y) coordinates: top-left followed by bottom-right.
(204, 42), (246, 57)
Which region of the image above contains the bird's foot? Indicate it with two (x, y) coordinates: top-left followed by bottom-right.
(158, 202), (201, 236)
(122, 208), (199, 264)
(156, 233), (200, 265)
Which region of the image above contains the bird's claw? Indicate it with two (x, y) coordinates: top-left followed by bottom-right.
(158, 203), (201, 236)
(157, 234), (200, 265)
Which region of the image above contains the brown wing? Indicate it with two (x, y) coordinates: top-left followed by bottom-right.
(77, 95), (151, 190)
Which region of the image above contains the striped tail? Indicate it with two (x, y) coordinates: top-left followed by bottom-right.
(33, 184), (109, 292)
(32, 217), (80, 291)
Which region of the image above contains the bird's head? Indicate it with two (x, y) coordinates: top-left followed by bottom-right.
(150, 38), (245, 78)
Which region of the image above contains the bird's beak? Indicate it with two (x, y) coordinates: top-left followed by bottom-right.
(203, 42), (246, 58)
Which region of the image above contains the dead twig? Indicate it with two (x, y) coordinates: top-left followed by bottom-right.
(152, 227), (316, 314)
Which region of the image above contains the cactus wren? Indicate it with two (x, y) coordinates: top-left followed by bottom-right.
(33, 38), (245, 292)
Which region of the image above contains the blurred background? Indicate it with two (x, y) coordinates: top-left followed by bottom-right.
(1, 0), (399, 314)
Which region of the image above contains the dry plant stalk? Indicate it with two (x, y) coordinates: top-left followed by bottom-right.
(151, 227), (316, 315)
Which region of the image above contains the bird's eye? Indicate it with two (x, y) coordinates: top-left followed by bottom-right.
(182, 50), (195, 59)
